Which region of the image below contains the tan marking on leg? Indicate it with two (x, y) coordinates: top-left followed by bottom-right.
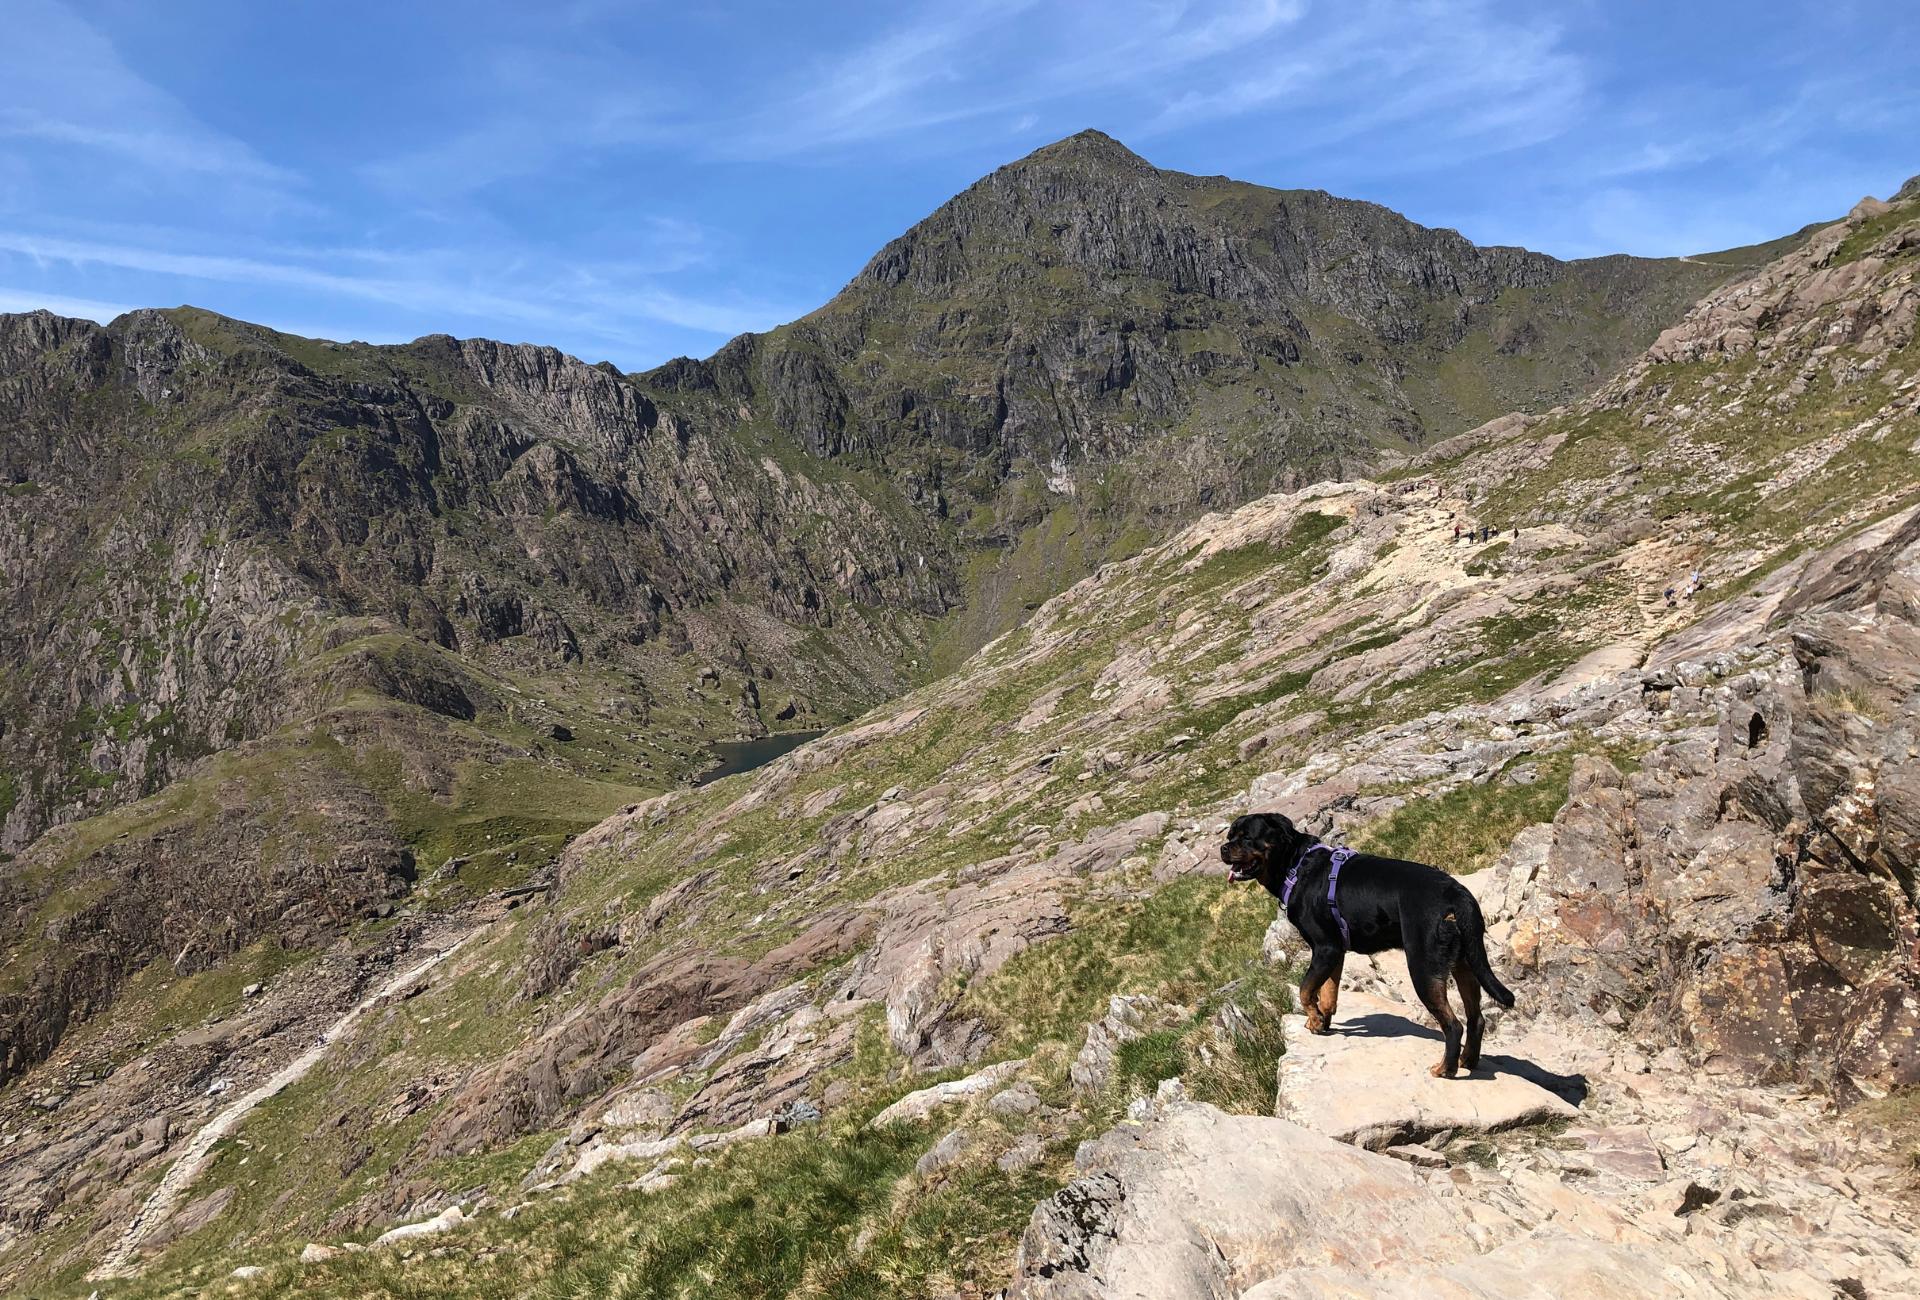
(1300, 973), (1328, 1033)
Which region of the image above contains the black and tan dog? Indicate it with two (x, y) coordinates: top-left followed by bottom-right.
(1220, 812), (1515, 1078)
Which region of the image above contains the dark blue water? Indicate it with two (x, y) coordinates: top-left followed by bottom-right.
(695, 729), (826, 785)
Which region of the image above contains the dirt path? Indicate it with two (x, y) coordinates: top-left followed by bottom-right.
(90, 930), (484, 1280)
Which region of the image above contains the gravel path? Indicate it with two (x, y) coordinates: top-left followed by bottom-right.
(90, 929), (484, 1280)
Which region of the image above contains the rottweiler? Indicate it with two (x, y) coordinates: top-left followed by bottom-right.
(1221, 811), (1515, 1078)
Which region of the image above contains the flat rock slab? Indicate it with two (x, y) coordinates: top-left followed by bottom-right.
(1565, 1125), (1667, 1182)
(1011, 1099), (1475, 1299)
(1010, 1094), (1810, 1300)
(868, 1058), (1027, 1128)
(1543, 641), (1643, 699)
(1276, 992), (1581, 1149)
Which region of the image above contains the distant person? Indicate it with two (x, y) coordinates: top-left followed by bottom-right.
(1665, 586), (1677, 608)
(1454, 523), (1462, 541)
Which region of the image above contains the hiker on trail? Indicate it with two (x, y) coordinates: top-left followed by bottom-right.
(1454, 523), (1462, 541)
(1686, 568), (1704, 598)
(1665, 586), (1677, 608)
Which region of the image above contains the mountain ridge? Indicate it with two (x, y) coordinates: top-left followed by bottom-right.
(0, 130), (1779, 856)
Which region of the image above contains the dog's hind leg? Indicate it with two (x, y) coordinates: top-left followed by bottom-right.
(1453, 960), (1483, 1072)
(1299, 947), (1344, 1034)
(1416, 975), (1463, 1078)
(1407, 925), (1464, 1076)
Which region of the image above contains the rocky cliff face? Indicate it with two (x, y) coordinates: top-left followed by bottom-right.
(0, 305), (954, 1097)
(0, 308), (955, 855)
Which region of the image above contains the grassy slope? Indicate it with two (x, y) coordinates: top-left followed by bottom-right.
(16, 490), (1652, 1294)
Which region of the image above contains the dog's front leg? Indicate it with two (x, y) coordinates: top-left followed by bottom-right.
(1299, 948), (1344, 1034)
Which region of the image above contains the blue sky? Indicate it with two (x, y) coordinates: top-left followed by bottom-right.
(2, 1), (1915, 371)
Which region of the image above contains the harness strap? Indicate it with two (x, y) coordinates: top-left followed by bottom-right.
(1281, 841), (1356, 950)
(1326, 846), (1354, 949)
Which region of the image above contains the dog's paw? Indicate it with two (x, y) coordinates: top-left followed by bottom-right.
(1430, 1061), (1457, 1079)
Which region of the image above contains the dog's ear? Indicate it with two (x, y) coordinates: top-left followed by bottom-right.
(1252, 813), (1298, 856)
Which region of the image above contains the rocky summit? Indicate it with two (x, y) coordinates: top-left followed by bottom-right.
(0, 138), (1917, 1300)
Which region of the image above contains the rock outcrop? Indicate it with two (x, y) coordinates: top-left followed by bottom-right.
(1506, 507), (1920, 1100)
(1011, 1082), (1909, 1299)
(1274, 991), (1580, 1149)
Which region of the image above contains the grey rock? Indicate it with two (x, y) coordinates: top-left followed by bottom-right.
(916, 1127), (973, 1178)
(1070, 995), (1187, 1094)
(1275, 992), (1579, 1149)
(997, 1133), (1047, 1173)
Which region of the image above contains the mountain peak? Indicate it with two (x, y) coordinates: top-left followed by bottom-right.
(1017, 127), (1154, 173)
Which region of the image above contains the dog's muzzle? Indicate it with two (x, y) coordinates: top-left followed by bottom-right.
(1220, 844), (1257, 883)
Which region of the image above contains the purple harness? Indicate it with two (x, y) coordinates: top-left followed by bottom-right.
(1280, 842), (1355, 949)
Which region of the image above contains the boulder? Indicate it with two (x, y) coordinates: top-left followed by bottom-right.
(1259, 917), (1299, 967)
(868, 1058), (1027, 1128)
(915, 1127), (973, 1177)
(997, 1133), (1047, 1172)
(371, 1204), (466, 1248)
(988, 1082), (1043, 1115)
(1275, 992), (1580, 1149)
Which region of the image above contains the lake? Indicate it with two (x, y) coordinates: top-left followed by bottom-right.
(694, 729), (827, 785)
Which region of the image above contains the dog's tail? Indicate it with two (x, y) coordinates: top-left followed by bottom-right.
(1458, 891), (1516, 1009)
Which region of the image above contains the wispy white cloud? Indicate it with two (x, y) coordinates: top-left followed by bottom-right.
(0, 286), (134, 322)
(718, 0), (1310, 158)
(1149, 1), (1585, 163)
(0, 113), (295, 186)
(358, 56), (672, 203)
(0, 0), (303, 203)
(0, 229), (802, 348)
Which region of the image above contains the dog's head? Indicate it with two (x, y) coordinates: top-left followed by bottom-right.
(1219, 812), (1308, 893)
